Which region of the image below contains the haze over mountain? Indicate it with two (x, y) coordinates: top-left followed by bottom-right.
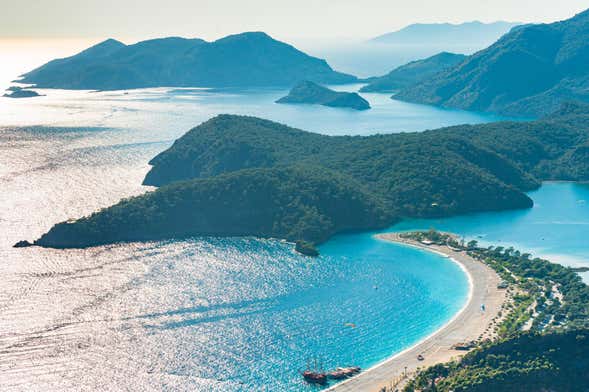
(371, 21), (520, 48)
(395, 9), (589, 116)
(18, 32), (357, 90)
(360, 52), (466, 92)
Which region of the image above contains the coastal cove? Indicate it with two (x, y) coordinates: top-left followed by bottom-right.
(391, 182), (589, 283)
(1, 87), (587, 390)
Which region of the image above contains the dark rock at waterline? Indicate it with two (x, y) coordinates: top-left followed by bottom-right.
(13, 240), (33, 248)
(3, 88), (42, 98)
(295, 240), (320, 257)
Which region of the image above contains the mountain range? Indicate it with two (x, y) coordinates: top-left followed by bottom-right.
(371, 21), (520, 48)
(19, 32), (357, 90)
(395, 9), (589, 116)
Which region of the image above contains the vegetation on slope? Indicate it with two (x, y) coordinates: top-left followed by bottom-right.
(277, 81), (370, 110)
(395, 9), (589, 116)
(34, 166), (391, 248)
(31, 102), (589, 249)
(405, 330), (589, 392)
(401, 230), (589, 391)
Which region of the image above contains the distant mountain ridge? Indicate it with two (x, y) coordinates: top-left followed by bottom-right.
(395, 9), (589, 116)
(360, 52), (466, 92)
(19, 32), (357, 90)
(371, 21), (520, 47)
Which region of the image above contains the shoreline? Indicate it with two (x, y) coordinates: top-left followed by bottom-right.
(327, 232), (507, 392)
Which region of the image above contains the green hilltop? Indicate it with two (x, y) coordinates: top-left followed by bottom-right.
(29, 102), (589, 250)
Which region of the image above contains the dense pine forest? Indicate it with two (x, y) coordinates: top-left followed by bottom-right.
(30, 102), (589, 250)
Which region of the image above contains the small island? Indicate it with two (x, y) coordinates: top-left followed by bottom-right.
(295, 240), (319, 256)
(276, 81), (370, 110)
(3, 86), (42, 98)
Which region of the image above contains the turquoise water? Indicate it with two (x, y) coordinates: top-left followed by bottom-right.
(391, 182), (589, 282)
(0, 86), (581, 391)
(121, 235), (469, 391)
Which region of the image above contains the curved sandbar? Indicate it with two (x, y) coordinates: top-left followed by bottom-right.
(328, 233), (507, 392)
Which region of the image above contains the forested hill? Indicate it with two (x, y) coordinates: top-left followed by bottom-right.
(395, 9), (589, 116)
(406, 328), (589, 391)
(145, 102), (589, 188)
(30, 102), (589, 249)
(19, 32), (356, 90)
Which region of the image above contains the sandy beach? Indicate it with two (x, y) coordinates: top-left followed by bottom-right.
(328, 233), (507, 392)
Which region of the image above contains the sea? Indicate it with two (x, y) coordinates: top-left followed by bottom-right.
(0, 40), (587, 391)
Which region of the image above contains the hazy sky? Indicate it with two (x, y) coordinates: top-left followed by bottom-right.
(2, 0), (588, 41)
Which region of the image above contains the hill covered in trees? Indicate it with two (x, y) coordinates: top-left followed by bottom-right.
(395, 9), (589, 116)
(18, 33), (356, 90)
(277, 81), (370, 110)
(360, 52), (466, 93)
(28, 102), (589, 249)
(406, 329), (589, 391)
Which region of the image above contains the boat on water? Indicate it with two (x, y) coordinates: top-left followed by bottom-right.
(327, 366), (361, 380)
(302, 370), (328, 385)
(301, 361), (361, 384)
(302, 359), (328, 385)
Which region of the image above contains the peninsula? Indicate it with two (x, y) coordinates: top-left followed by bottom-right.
(24, 101), (589, 250)
(277, 81), (370, 110)
(331, 231), (589, 391)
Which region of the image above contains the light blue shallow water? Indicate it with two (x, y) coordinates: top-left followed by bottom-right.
(0, 87), (584, 391)
(123, 235), (469, 391)
(391, 182), (589, 282)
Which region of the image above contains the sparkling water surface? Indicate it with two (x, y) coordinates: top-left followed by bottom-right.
(0, 87), (582, 391)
